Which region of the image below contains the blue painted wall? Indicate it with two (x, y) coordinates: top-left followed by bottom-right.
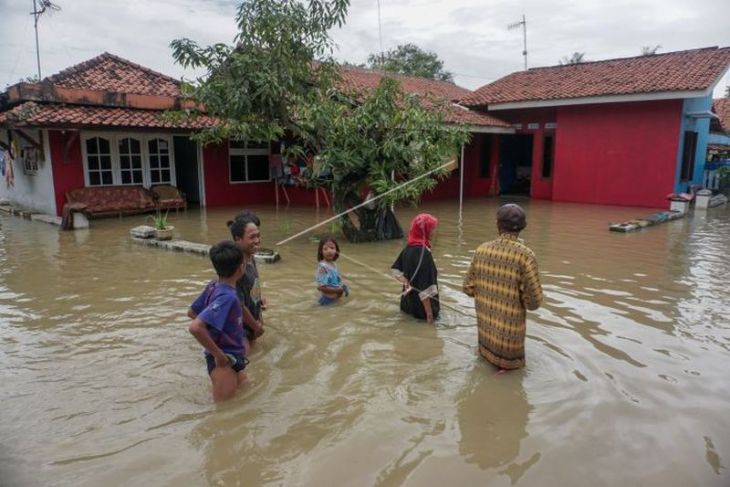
(674, 96), (712, 192)
(709, 132), (730, 146)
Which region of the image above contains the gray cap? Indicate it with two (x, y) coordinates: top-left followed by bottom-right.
(497, 204), (526, 232)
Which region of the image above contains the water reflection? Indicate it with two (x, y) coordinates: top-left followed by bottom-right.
(457, 366), (537, 484)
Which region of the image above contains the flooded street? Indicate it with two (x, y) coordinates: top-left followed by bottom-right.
(1, 199), (729, 486)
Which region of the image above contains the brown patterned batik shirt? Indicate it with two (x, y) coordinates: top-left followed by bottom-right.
(463, 233), (543, 370)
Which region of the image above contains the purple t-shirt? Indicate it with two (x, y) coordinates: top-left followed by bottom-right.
(191, 281), (244, 357)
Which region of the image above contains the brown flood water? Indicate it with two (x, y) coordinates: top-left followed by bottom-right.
(1, 199), (729, 486)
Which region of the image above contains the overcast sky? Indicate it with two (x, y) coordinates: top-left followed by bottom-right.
(1, 0), (728, 96)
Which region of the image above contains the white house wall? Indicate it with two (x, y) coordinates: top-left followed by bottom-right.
(0, 129), (57, 215)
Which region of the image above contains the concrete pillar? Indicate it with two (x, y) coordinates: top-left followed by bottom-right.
(73, 212), (90, 229)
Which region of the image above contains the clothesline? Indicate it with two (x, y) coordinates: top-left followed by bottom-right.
(275, 159), (455, 246)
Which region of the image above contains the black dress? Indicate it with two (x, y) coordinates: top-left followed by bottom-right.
(391, 245), (440, 320)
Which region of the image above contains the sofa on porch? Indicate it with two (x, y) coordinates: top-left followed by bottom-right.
(64, 185), (188, 220)
(65, 186), (158, 218)
(150, 185), (187, 211)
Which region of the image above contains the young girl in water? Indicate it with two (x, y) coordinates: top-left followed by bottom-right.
(316, 236), (349, 305)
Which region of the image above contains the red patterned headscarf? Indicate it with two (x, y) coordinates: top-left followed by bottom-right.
(407, 213), (438, 248)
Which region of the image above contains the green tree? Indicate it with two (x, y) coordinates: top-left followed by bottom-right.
(304, 78), (467, 241)
(367, 43), (454, 82)
(170, 0), (467, 242)
(559, 52), (586, 65)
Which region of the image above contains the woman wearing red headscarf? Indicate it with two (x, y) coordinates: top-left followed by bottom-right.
(391, 213), (440, 323)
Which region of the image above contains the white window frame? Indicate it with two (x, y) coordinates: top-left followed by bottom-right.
(229, 140), (271, 184)
(147, 136), (175, 186)
(118, 136), (145, 186)
(82, 135), (116, 187)
(81, 132), (176, 188)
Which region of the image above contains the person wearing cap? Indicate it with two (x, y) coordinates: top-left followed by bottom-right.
(463, 204), (543, 370)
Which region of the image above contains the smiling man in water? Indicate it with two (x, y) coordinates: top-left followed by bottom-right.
(228, 211), (265, 355)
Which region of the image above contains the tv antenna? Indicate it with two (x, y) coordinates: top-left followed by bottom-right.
(376, 0), (384, 63)
(507, 14), (528, 70)
(30, 0), (61, 80)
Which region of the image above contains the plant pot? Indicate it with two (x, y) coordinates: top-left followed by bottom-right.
(155, 226), (174, 241)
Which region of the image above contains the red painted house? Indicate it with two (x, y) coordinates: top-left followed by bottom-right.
(3, 48), (728, 216)
(0, 53), (511, 216)
(461, 47), (730, 208)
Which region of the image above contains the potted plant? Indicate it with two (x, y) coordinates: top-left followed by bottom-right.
(150, 210), (174, 240)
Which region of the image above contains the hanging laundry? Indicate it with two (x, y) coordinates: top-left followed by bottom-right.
(5, 154), (15, 188)
(5, 141), (17, 188)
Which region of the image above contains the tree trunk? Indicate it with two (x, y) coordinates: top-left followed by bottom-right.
(333, 190), (403, 242)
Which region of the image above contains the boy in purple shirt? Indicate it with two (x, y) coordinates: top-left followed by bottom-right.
(188, 241), (248, 402)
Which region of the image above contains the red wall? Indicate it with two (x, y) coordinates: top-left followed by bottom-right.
(203, 143), (268, 206)
(424, 133), (499, 201)
(552, 100), (682, 208)
(202, 144), (328, 207)
(203, 136), (500, 208)
(492, 108), (557, 200)
(49, 130), (85, 216)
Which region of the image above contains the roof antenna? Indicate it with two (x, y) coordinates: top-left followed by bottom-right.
(507, 14), (528, 70)
(30, 0), (61, 80)
(377, 0), (384, 64)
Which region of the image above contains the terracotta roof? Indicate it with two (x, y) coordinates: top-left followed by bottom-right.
(335, 66), (508, 127)
(0, 101), (215, 129)
(0, 53), (509, 130)
(337, 66), (471, 102)
(44, 52), (181, 97)
(442, 104), (510, 127)
(463, 47), (730, 107)
(712, 98), (730, 133)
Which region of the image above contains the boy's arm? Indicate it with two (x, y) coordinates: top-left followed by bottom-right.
(187, 308), (197, 319)
(189, 318), (229, 368)
(241, 305), (264, 338)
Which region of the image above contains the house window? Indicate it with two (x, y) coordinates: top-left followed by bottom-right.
(541, 135), (554, 179)
(148, 138), (172, 184)
(680, 131), (697, 182)
(480, 136), (491, 178)
(119, 137), (143, 185)
(85, 137), (113, 186)
(82, 133), (176, 188)
(230, 141), (271, 183)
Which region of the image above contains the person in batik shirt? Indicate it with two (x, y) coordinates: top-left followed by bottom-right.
(463, 204), (543, 370)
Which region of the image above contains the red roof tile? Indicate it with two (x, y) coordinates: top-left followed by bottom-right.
(337, 66), (472, 102)
(463, 47), (730, 107)
(0, 53), (509, 130)
(335, 66), (509, 127)
(0, 101), (215, 129)
(45, 52), (181, 97)
(442, 105), (510, 128)
(712, 98), (730, 133)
